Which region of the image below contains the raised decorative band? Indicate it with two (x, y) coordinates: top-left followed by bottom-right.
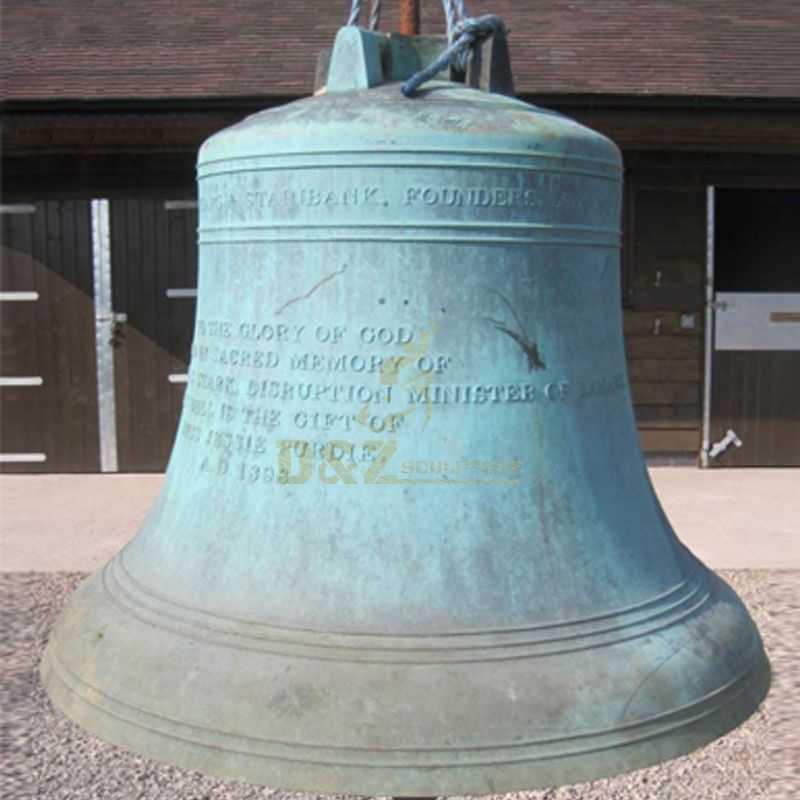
(198, 148), (623, 182)
(103, 554), (712, 664)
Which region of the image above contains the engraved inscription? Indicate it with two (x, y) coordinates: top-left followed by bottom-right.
(404, 186), (541, 209)
(199, 161), (620, 235)
(203, 185), (386, 219)
(182, 315), (577, 443)
(178, 315), (621, 487)
(205, 184), (547, 217)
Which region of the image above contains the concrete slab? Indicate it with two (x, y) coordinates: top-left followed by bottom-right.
(0, 474), (161, 573)
(0, 468), (797, 572)
(650, 467), (798, 571)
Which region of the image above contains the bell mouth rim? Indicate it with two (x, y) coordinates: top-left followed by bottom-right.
(105, 552), (716, 662)
(41, 638), (770, 795)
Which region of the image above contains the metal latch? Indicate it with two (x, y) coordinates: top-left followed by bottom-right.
(96, 312), (128, 323)
(709, 429), (743, 459)
(97, 312), (127, 348)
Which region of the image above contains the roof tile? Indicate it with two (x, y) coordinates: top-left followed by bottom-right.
(2, 1), (798, 100)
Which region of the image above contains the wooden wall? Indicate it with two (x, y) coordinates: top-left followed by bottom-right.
(620, 152), (800, 459)
(4, 147), (799, 470)
(622, 184), (706, 458)
(624, 309), (703, 456)
(110, 198), (197, 472)
(1, 201), (100, 471)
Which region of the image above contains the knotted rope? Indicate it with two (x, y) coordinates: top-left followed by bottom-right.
(401, 14), (507, 97)
(443, 0), (470, 43)
(345, 1), (506, 98)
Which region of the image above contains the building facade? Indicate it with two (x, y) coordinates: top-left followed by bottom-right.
(2, 1), (799, 471)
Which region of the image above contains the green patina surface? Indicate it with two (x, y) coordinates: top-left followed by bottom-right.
(42, 27), (769, 796)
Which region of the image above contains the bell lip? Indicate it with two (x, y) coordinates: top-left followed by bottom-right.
(40, 588), (771, 797)
(40, 650), (771, 795)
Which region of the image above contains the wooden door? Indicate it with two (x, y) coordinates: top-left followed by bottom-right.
(109, 198), (198, 471)
(709, 188), (800, 466)
(624, 188), (706, 458)
(0, 201), (100, 472)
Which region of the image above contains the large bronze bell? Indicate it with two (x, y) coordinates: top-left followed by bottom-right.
(42, 27), (769, 796)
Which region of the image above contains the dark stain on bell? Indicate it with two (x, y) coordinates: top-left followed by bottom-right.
(483, 289), (546, 371)
(267, 683), (326, 718)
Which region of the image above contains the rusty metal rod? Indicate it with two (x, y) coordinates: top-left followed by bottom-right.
(399, 0), (420, 35)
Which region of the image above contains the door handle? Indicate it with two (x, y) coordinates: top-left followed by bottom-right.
(709, 429), (743, 459)
(770, 312), (800, 323)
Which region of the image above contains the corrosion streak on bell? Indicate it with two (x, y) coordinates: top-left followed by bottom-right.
(274, 264), (348, 315)
(482, 287), (546, 371)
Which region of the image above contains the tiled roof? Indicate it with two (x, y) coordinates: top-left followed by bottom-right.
(2, 1), (799, 102)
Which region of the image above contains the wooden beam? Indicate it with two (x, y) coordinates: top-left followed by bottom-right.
(638, 429), (700, 452)
(399, 0), (420, 35)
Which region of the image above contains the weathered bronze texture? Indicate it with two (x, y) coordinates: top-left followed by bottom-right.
(41, 26), (769, 796)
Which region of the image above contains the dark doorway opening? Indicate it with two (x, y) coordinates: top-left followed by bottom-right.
(709, 188), (800, 466)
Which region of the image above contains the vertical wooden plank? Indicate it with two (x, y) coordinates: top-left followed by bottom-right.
(710, 351), (800, 467)
(43, 201), (64, 469)
(1, 207), (44, 471)
(171, 206), (197, 427)
(110, 197), (132, 471)
(180, 206), (198, 428)
(141, 198), (159, 468)
(73, 200), (100, 470)
(110, 193), (199, 472)
(1, 200), (99, 472)
(399, 0), (420, 35)
(624, 186), (708, 455)
(111, 199), (129, 470)
(155, 199), (173, 467)
(129, 197), (146, 470)
(60, 200), (80, 467)
(30, 203), (49, 473)
(113, 197), (168, 470)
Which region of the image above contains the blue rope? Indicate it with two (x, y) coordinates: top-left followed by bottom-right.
(348, 0), (381, 30)
(369, 0), (383, 30)
(401, 14), (507, 97)
(347, 0), (361, 27)
(443, 0), (471, 43)
(443, 0), (458, 43)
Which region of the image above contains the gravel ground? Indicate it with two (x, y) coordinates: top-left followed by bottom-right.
(2, 570), (797, 800)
